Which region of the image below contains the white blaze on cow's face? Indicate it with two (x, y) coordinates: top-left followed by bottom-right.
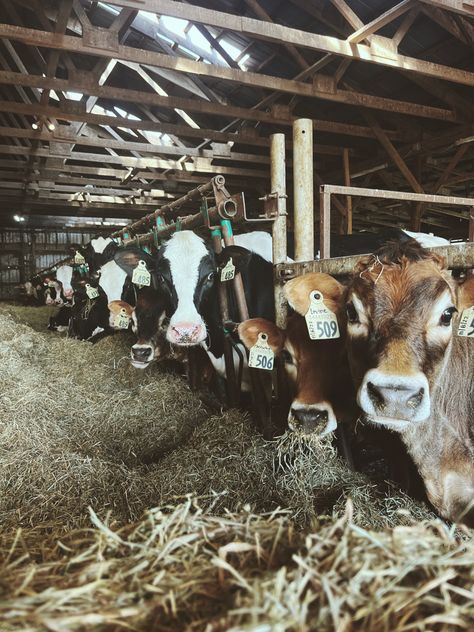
(56, 265), (74, 299)
(90, 236), (113, 254)
(162, 231), (211, 346)
(99, 260), (127, 304)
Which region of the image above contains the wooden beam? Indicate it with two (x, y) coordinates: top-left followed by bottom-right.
(0, 71), (409, 139)
(418, 0), (474, 18)
(3, 4), (474, 89)
(347, 1), (416, 44)
(0, 26), (460, 121)
(363, 111), (424, 193)
(392, 7), (421, 47)
(431, 144), (470, 192)
(330, 0), (364, 29)
(421, 5), (474, 48)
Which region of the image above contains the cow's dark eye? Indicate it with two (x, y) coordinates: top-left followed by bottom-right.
(346, 302), (359, 324)
(207, 272), (215, 282)
(439, 306), (457, 326)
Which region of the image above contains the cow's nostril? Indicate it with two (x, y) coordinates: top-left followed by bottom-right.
(290, 408), (329, 433)
(407, 387), (424, 409)
(132, 347), (152, 360)
(367, 381), (385, 409)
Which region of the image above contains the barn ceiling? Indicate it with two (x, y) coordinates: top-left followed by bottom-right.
(0, 0), (473, 236)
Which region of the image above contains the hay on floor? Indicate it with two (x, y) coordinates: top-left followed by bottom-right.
(0, 305), (471, 631)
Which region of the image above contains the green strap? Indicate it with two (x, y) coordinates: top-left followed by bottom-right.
(220, 219), (233, 237)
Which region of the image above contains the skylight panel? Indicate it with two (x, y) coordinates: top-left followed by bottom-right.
(160, 15), (189, 36)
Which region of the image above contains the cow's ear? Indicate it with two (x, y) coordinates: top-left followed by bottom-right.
(114, 247), (155, 277)
(456, 276), (474, 311)
(102, 240), (118, 261)
(285, 272), (345, 316)
(238, 318), (285, 354)
(69, 243), (86, 257)
(217, 245), (252, 274)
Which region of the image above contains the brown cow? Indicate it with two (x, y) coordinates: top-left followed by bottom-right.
(343, 239), (474, 525)
(239, 273), (356, 436)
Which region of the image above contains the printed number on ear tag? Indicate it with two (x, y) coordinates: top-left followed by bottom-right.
(305, 291), (340, 340)
(114, 308), (130, 330)
(85, 283), (99, 299)
(457, 306), (474, 337)
(221, 258), (235, 282)
(74, 251), (85, 265)
(248, 332), (274, 370)
(132, 260), (151, 287)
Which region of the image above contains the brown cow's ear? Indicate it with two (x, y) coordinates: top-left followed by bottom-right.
(238, 318), (285, 354)
(284, 273), (345, 316)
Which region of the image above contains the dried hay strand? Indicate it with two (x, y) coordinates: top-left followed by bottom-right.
(1, 303), (58, 333)
(0, 498), (473, 632)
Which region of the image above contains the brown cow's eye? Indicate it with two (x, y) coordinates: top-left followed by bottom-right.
(439, 306), (457, 326)
(346, 302), (359, 324)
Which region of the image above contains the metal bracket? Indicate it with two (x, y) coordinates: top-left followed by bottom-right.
(244, 191), (288, 223)
(212, 175), (245, 223)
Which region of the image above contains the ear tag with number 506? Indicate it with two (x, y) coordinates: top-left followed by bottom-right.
(248, 332), (274, 371)
(114, 308), (130, 330)
(132, 260), (151, 287)
(457, 306), (474, 337)
(85, 283), (99, 299)
(221, 258), (235, 282)
(74, 251), (85, 265)
(305, 291), (340, 340)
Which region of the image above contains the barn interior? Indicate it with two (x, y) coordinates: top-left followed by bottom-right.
(0, 1), (474, 630)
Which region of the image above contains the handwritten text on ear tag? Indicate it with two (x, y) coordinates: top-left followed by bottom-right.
(132, 260), (151, 287)
(221, 257), (236, 282)
(114, 308), (130, 330)
(457, 306), (474, 337)
(248, 332), (274, 370)
(85, 283), (99, 299)
(305, 291), (340, 340)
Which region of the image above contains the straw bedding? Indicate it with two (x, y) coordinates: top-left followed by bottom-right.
(0, 304), (472, 631)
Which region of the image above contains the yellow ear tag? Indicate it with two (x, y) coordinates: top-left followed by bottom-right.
(457, 306), (474, 337)
(221, 257), (236, 282)
(305, 290), (340, 340)
(114, 308), (130, 330)
(132, 260), (151, 287)
(74, 251), (85, 264)
(85, 283), (99, 299)
(248, 332), (274, 370)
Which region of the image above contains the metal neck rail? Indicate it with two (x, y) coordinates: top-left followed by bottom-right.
(111, 176), (223, 239)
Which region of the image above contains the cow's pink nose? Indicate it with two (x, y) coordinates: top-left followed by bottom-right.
(170, 322), (202, 344)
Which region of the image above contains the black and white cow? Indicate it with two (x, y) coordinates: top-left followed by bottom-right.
(115, 230), (274, 371)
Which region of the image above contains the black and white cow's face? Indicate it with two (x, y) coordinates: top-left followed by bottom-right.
(156, 232), (217, 346)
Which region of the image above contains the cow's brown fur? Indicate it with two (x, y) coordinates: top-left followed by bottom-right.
(345, 240), (474, 525)
(239, 273), (356, 434)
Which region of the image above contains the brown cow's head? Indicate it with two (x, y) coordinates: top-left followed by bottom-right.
(345, 239), (457, 430)
(239, 273), (354, 436)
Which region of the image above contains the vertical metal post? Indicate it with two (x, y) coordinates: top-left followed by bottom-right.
(293, 118), (314, 262)
(270, 132), (287, 329)
(221, 219), (249, 320)
(320, 187), (331, 259)
(343, 148), (352, 235)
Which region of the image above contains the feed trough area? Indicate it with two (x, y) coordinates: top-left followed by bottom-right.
(0, 1), (474, 630)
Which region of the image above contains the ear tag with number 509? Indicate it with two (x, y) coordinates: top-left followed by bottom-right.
(305, 291), (340, 340)
(248, 332), (274, 371)
(132, 260), (151, 287)
(74, 251), (85, 265)
(85, 283), (99, 299)
(114, 308), (130, 330)
(457, 306), (474, 337)
(221, 258), (235, 282)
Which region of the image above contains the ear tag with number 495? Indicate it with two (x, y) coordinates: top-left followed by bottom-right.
(114, 308), (130, 330)
(132, 260), (151, 287)
(305, 291), (340, 340)
(74, 251), (85, 265)
(221, 258), (235, 282)
(457, 306), (474, 337)
(85, 283), (99, 299)
(248, 332), (274, 371)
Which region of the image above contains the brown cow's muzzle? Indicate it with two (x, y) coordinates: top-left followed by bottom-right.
(288, 402), (337, 436)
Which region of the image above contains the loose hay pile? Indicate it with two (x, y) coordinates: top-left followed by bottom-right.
(0, 305), (472, 630)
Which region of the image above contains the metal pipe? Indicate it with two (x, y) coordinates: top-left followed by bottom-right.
(270, 132), (288, 329)
(221, 219), (249, 320)
(293, 118), (314, 262)
(111, 176), (220, 239)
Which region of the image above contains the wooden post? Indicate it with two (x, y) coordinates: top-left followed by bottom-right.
(270, 132), (287, 328)
(343, 147), (352, 234)
(293, 118), (314, 262)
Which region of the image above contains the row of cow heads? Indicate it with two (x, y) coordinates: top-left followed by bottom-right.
(113, 231), (254, 367)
